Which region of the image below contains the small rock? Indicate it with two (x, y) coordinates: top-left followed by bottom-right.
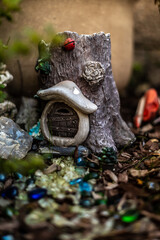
(0, 63), (13, 87)
(16, 97), (39, 131)
(0, 101), (17, 120)
(0, 116), (33, 159)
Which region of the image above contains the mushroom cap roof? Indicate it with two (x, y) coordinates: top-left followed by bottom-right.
(37, 80), (97, 114)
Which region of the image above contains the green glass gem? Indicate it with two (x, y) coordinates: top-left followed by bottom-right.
(83, 172), (99, 181)
(95, 199), (107, 205)
(121, 210), (139, 223)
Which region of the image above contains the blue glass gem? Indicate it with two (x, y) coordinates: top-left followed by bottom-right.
(28, 188), (47, 201)
(75, 157), (86, 167)
(69, 178), (83, 185)
(15, 172), (23, 179)
(29, 121), (43, 140)
(0, 173), (6, 182)
(80, 199), (93, 207)
(79, 182), (92, 192)
(86, 161), (99, 169)
(2, 235), (14, 240)
(1, 186), (18, 199)
(74, 146), (89, 158)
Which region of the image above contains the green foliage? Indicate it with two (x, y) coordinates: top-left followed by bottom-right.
(0, 153), (45, 175)
(0, 26), (64, 62)
(35, 40), (51, 74)
(35, 60), (50, 75)
(0, 0), (22, 23)
(0, 89), (7, 103)
(0, 82), (7, 104)
(11, 41), (30, 55)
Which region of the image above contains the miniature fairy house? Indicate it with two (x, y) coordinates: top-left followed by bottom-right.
(37, 31), (135, 153)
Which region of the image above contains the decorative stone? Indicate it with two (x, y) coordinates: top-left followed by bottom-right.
(79, 199), (93, 207)
(63, 38), (75, 51)
(79, 182), (93, 192)
(29, 121), (43, 140)
(75, 157), (86, 167)
(0, 117), (33, 160)
(69, 178), (83, 185)
(98, 147), (117, 165)
(2, 235), (15, 240)
(38, 32), (135, 154)
(0, 63), (13, 87)
(16, 97), (39, 131)
(14, 172), (23, 179)
(0, 101), (17, 120)
(28, 188), (47, 201)
(74, 145), (90, 158)
(0, 173), (6, 182)
(1, 186), (18, 199)
(121, 210), (139, 223)
(82, 61), (105, 86)
(39, 145), (89, 158)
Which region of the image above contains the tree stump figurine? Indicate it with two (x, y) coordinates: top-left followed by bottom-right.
(37, 31), (135, 154)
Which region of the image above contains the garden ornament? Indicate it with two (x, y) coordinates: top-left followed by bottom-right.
(63, 38), (75, 51)
(134, 88), (160, 128)
(37, 32), (135, 154)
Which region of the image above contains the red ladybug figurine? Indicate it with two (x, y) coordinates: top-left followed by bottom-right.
(63, 38), (75, 51)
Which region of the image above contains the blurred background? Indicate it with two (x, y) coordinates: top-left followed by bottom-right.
(0, 0), (160, 98)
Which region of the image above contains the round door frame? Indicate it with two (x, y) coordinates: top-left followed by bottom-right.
(40, 100), (89, 147)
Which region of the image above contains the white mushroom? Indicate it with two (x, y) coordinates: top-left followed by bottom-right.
(37, 80), (97, 114)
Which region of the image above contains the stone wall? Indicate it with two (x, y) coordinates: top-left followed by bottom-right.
(0, 0), (136, 96)
(134, 0), (160, 88)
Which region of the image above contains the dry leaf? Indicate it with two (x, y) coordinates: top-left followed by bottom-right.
(144, 156), (160, 168)
(144, 140), (159, 151)
(129, 169), (149, 177)
(103, 170), (118, 183)
(104, 183), (118, 190)
(141, 210), (160, 221)
(118, 171), (128, 183)
(44, 163), (61, 174)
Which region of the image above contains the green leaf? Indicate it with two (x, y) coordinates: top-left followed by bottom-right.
(11, 41), (30, 55)
(0, 84), (6, 89)
(0, 90), (7, 103)
(2, 0), (22, 11)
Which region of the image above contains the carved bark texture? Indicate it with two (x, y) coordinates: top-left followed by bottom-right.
(39, 31), (135, 153)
